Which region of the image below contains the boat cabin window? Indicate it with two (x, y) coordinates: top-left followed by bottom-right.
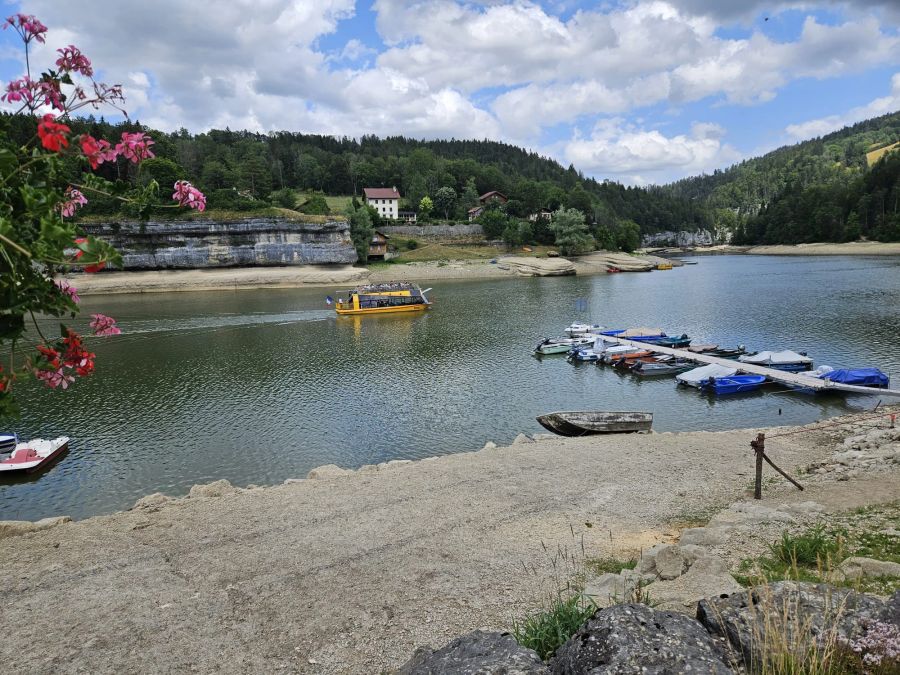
(357, 294), (424, 309)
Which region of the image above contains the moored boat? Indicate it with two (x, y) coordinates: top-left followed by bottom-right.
(331, 282), (431, 315)
(738, 350), (812, 372)
(534, 336), (595, 355)
(630, 359), (694, 377)
(564, 322), (605, 337)
(702, 374), (767, 395)
(818, 367), (890, 388)
(0, 433), (17, 454)
(0, 436), (69, 474)
(536, 411), (653, 436)
(676, 363), (738, 388)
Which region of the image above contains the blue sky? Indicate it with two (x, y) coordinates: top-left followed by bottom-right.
(1, 0), (899, 184)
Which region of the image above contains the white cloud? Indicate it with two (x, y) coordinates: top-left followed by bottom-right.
(563, 119), (742, 183)
(785, 72), (900, 140)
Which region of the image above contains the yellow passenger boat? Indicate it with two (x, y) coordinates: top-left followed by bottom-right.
(331, 282), (432, 315)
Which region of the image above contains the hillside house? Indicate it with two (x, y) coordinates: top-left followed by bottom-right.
(364, 187), (400, 220)
(369, 230), (389, 259)
(478, 191), (508, 205)
(528, 208), (553, 222)
(467, 206), (485, 222)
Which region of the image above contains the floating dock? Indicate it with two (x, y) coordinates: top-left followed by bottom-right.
(604, 337), (900, 398)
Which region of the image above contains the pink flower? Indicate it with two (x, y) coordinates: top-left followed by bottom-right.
(80, 135), (116, 169)
(59, 188), (87, 218)
(4, 14), (47, 44)
(115, 131), (154, 163)
(55, 45), (93, 77)
(2, 76), (36, 104)
(172, 180), (207, 212)
(90, 314), (121, 336)
(54, 280), (80, 304)
(35, 367), (75, 390)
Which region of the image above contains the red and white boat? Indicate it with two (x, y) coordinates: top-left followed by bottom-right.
(0, 436), (69, 473)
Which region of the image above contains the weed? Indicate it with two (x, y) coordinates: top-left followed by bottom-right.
(584, 556), (635, 576)
(769, 526), (842, 568)
(512, 594), (596, 661)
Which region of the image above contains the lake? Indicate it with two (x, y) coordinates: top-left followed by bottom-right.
(3, 255), (899, 521)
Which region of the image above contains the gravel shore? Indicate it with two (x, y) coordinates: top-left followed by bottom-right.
(2, 409), (897, 674)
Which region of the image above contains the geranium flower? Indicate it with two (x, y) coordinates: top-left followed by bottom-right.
(54, 279), (80, 304)
(59, 188), (88, 218)
(3, 14), (47, 44)
(89, 313), (121, 336)
(35, 367), (75, 390)
(55, 45), (92, 77)
(72, 237), (106, 273)
(115, 131), (154, 163)
(172, 180), (207, 212)
(37, 113), (70, 152)
(80, 135), (116, 169)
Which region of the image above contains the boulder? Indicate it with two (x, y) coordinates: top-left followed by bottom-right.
(647, 555), (743, 611)
(512, 434), (535, 445)
(132, 493), (171, 510)
(550, 603), (734, 674)
(500, 257), (576, 277)
(482, 441), (498, 450)
(0, 516), (71, 540)
(635, 543), (670, 575)
(837, 556), (900, 580)
(306, 464), (351, 480)
(655, 545), (688, 580)
(398, 630), (548, 674)
(188, 479), (239, 498)
(680, 526), (730, 547)
(697, 582), (890, 668)
(583, 570), (655, 608)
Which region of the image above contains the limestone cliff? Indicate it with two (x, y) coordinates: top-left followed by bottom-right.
(80, 215), (357, 269)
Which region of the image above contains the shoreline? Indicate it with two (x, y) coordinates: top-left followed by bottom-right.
(2, 408), (898, 672)
(65, 241), (900, 296)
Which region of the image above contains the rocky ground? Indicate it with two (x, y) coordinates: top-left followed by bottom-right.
(1, 409), (898, 674)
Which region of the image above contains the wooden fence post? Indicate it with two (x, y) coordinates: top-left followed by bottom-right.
(751, 433), (765, 500)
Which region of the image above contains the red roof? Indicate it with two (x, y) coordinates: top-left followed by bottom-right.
(364, 187), (400, 199)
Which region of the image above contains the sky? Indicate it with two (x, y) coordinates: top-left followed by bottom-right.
(1, 0), (899, 185)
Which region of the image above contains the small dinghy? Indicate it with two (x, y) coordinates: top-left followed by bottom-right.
(676, 363), (738, 388)
(630, 359), (694, 377)
(819, 368), (890, 388)
(702, 374), (767, 395)
(536, 411), (653, 436)
(0, 437), (69, 474)
(564, 323), (605, 337)
(534, 336), (595, 355)
(0, 433), (18, 454)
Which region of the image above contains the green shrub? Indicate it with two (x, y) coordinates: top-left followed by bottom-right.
(270, 188), (297, 209)
(769, 526), (840, 567)
(299, 194), (331, 215)
(206, 188), (257, 211)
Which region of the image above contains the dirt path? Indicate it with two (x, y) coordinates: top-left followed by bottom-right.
(1, 422), (897, 674)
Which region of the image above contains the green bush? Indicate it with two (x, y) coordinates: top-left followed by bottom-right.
(270, 188), (297, 209)
(206, 188), (257, 211)
(770, 526), (839, 567)
(299, 194), (331, 215)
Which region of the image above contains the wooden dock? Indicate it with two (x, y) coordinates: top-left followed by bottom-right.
(604, 337), (900, 398)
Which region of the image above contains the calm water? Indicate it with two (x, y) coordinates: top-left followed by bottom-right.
(3, 255), (899, 521)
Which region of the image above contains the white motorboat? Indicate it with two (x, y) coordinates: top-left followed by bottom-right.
(0, 437), (69, 473)
(676, 364), (738, 388)
(564, 323), (605, 337)
(535, 336), (595, 355)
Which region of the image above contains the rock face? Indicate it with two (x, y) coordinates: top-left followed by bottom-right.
(498, 257), (576, 276)
(380, 224), (483, 239)
(398, 630), (548, 674)
(550, 604), (734, 674)
(641, 229), (715, 248)
(80, 216), (357, 269)
(697, 582), (893, 667)
(576, 251), (654, 272)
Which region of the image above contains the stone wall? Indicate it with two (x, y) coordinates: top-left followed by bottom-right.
(641, 229), (715, 248)
(80, 216), (357, 269)
(379, 224), (483, 239)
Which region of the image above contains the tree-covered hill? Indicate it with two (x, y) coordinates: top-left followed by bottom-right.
(0, 113), (710, 245)
(664, 111), (900, 243)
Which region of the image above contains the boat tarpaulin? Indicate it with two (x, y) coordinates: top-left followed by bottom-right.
(621, 327), (664, 337)
(676, 363), (737, 386)
(739, 350), (812, 365)
(820, 368), (890, 387)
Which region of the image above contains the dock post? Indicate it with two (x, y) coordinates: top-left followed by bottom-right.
(751, 433), (765, 500)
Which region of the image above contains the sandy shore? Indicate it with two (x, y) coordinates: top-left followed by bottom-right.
(2, 409), (898, 674)
(747, 242), (900, 256)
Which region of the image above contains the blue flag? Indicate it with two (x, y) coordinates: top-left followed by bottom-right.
(325, 296), (334, 305)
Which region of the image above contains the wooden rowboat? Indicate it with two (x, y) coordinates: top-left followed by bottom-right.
(536, 411), (653, 436)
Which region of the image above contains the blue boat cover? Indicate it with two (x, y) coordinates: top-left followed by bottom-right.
(820, 368), (889, 387)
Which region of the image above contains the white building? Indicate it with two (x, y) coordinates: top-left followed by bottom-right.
(363, 186), (400, 220)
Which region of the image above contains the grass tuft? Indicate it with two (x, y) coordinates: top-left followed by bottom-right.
(512, 594), (596, 661)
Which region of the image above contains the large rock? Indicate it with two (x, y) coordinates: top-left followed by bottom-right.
(697, 581), (891, 668)
(576, 251), (654, 272)
(397, 630), (548, 674)
(644, 555), (743, 612)
(132, 492), (172, 510)
(188, 479), (239, 498)
(837, 556), (900, 580)
(550, 603), (734, 674)
(679, 527), (731, 547)
(306, 464), (351, 479)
